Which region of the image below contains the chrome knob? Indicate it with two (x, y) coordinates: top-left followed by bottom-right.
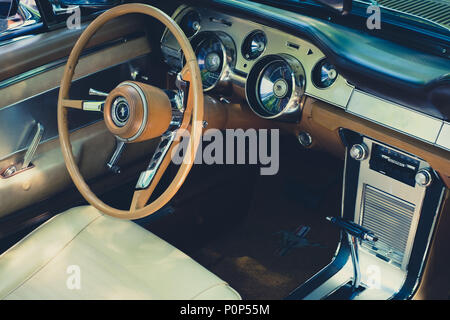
(350, 144), (368, 161)
(298, 131), (313, 147)
(415, 169), (432, 187)
(89, 88), (108, 97)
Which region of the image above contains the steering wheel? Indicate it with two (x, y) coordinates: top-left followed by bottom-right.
(57, 4), (204, 219)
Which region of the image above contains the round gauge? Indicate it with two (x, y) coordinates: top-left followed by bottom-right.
(241, 30), (267, 60)
(257, 61), (293, 115)
(195, 36), (224, 89)
(312, 59), (338, 88)
(179, 10), (201, 38)
(246, 54), (305, 120)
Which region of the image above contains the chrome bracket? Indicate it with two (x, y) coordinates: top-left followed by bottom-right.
(83, 101), (105, 112)
(135, 130), (177, 190)
(106, 137), (126, 174)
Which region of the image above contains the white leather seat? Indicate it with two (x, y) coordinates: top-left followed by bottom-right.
(0, 206), (241, 300)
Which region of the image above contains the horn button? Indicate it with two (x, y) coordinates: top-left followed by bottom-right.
(103, 81), (172, 143)
(111, 97), (130, 127)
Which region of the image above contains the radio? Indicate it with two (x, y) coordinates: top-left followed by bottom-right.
(368, 143), (420, 187)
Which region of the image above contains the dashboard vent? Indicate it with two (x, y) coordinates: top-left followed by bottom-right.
(375, 0), (450, 30)
(360, 185), (416, 268)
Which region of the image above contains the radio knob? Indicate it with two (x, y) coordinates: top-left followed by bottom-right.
(415, 169), (432, 187)
(350, 144), (368, 161)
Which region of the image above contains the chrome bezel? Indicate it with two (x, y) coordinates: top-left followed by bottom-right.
(178, 9), (202, 39)
(241, 30), (267, 61)
(111, 96), (130, 127)
(191, 31), (236, 93)
(312, 58), (338, 90)
(245, 54), (305, 120)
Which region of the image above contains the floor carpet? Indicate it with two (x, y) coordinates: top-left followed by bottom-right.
(189, 148), (344, 300)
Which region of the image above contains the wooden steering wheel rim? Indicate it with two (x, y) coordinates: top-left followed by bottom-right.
(57, 4), (204, 219)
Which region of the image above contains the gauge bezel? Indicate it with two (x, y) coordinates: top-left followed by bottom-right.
(312, 58), (338, 89)
(241, 30), (267, 61)
(179, 9), (202, 39)
(191, 31), (236, 93)
(245, 54), (306, 120)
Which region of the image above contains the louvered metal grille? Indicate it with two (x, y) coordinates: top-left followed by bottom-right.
(368, 0), (450, 29)
(360, 185), (416, 268)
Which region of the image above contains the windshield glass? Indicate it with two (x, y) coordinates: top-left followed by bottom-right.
(252, 0), (449, 33)
(356, 0), (450, 31)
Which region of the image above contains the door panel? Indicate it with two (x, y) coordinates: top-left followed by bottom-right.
(0, 15), (161, 218)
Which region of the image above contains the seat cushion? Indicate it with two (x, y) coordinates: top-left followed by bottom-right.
(0, 206), (241, 300)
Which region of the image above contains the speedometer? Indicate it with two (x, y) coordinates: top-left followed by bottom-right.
(257, 61), (293, 115)
(246, 54), (305, 120)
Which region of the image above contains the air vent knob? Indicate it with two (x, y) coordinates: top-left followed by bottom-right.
(350, 143), (368, 161)
(415, 169), (432, 187)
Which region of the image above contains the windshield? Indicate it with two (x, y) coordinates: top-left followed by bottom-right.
(356, 0), (450, 31)
(253, 0), (449, 33)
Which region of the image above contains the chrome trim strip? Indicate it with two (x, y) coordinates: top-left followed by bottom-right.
(436, 122), (450, 151)
(83, 101), (104, 112)
(346, 90), (443, 144)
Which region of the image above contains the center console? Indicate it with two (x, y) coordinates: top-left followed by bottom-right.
(287, 129), (445, 300)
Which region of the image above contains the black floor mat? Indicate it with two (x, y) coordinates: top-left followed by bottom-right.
(144, 136), (345, 300)
(191, 181), (341, 299)
(189, 147), (344, 299)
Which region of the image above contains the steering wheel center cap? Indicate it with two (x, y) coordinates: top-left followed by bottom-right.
(103, 81), (173, 143)
(111, 97), (130, 127)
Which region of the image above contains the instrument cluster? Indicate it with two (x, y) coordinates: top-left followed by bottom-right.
(160, 6), (354, 121)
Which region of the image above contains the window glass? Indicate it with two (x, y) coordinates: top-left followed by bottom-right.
(0, 0), (41, 34)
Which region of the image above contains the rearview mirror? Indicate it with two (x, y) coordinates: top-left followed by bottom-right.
(314, 0), (352, 14)
(0, 0), (18, 19)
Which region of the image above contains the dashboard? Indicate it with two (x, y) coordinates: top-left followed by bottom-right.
(161, 5), (353, 120)
(161, 5), (450, 152)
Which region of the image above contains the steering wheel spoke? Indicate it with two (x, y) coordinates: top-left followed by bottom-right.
(62, 99), (104, 112)
(131, 130), (178, 210)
